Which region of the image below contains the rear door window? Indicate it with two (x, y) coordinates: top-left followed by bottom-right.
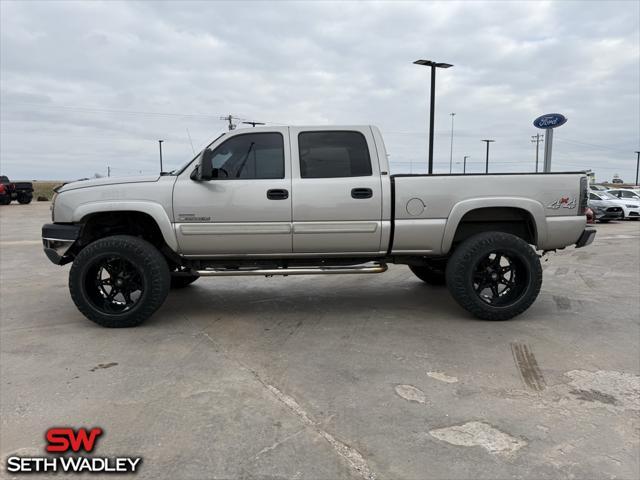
(298, 131), (372, 178)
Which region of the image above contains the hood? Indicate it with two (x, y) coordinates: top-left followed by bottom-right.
(57, 175), (161, 193)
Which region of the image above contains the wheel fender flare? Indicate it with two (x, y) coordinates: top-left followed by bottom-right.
(441, 197), (547, 254)
(73, 201), (179, 252)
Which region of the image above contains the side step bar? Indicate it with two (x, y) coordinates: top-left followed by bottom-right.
(194, 262), (388, 277)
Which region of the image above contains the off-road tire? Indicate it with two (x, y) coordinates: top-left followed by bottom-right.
(409, 259), (447, 286)
(445, 232), (542, 321)
(17, 194), (32, 204)
(171, 274), (200, 289)
(69, 235), (170, 327)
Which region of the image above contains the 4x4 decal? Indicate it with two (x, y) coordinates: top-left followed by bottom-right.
(547, 196), (576, 209)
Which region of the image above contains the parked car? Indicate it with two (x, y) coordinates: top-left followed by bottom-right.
(591, 191), (640, 220)
(589, 184), (610, 192)
(42, 125), (594, 327)
(588, 192), (625, 222)
(0, 176), (34, 204)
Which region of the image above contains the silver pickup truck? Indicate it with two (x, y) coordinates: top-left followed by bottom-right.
(42, 126), (595, 327)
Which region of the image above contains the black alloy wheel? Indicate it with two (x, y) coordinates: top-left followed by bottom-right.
(446, 232), (542, 321)
(85, 256), (144, 314)
(471, 251), (528, 307)
(69, 235), (170, 327)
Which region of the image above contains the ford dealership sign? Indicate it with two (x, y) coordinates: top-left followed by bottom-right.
(533, 113), (567, 129)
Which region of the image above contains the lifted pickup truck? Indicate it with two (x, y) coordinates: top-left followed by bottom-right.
(43, 126), (594, 327)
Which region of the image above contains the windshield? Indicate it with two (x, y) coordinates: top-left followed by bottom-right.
(168, 132), (227, 175)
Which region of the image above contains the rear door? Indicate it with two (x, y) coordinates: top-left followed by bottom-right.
(290, 127), (383, 253)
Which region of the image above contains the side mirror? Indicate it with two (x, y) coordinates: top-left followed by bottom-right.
(201, 149), (214, 180)
(192, 149), (214, 181)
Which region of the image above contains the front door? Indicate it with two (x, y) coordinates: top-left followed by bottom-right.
(173, 128), (292, 256)
(290, 128), (383, 253)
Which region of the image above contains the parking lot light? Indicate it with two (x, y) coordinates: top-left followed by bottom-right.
(481, 139), (495, 174)
(414, 59), (453, 174)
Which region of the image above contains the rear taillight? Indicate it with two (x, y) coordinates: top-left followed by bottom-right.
(578, 176), (588, 215)
(0, 184), (5, 194)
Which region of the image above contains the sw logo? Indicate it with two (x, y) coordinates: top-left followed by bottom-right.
(46, 427), (103, 453)
(5, 427), (142, 475)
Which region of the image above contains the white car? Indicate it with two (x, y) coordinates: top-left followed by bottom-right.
(590, 191), (640, 220)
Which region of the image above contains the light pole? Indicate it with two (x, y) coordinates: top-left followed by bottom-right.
(481, 139), (495, 174)
(635, 151), (640, 186)
(158, 140), (164, 174)
(463, 155), (470, 174)
(449, 112), (456, 174)
(414, 59), (453, 174)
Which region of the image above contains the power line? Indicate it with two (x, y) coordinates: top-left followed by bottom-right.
(1, 101), (292, 126)
(1, 101), (226, 119)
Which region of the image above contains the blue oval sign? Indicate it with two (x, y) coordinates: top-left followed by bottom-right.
(533, 113), (567, 129)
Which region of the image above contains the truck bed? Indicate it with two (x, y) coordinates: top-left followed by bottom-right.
(389, 172), (587, 255)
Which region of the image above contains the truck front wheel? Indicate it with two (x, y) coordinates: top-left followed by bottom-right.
(445, 232), (542, 321)
(69, 235), (170, 327)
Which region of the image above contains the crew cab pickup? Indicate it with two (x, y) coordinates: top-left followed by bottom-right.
(42, 126), (594, 327)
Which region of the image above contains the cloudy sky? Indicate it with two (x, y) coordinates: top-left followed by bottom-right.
(1, 0), (638, 181)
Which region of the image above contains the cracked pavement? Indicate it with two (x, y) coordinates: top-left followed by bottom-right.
(1, 203), (639, 479)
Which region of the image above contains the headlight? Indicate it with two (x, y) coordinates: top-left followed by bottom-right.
(626, 204), (639, 208)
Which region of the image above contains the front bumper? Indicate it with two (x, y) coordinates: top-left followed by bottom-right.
(42, 223), (81, 265)
(575, 228), (596, 248)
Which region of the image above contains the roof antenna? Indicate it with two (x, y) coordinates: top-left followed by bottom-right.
(242, 121), (265, 127)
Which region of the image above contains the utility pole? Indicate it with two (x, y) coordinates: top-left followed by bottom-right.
(413, 59), (453, 174)
(449, 112), (456, 174)
(531, 134), (544, 173)
(463, 155), (470, 174)
(220, 115), (237, 131)
(107, 166), (111, 177)
(481, 139), (495, 174)
(242, 121), (265, 127)
(158, 140), (164, 174)
(635, 151), (640, 186)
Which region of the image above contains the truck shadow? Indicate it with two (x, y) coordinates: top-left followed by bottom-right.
(156, 277), (475, 326)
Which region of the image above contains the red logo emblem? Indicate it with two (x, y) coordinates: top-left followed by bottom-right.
(46, 427), (103, 453)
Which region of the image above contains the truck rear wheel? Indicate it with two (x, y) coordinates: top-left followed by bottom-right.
(17, 193), (32, 204)
(409, 259), (447, 286)
(69, 235), (170, 327)
(445, 232), (542, 321)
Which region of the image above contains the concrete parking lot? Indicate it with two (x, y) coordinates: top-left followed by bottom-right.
(1, 202), (639, 479)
